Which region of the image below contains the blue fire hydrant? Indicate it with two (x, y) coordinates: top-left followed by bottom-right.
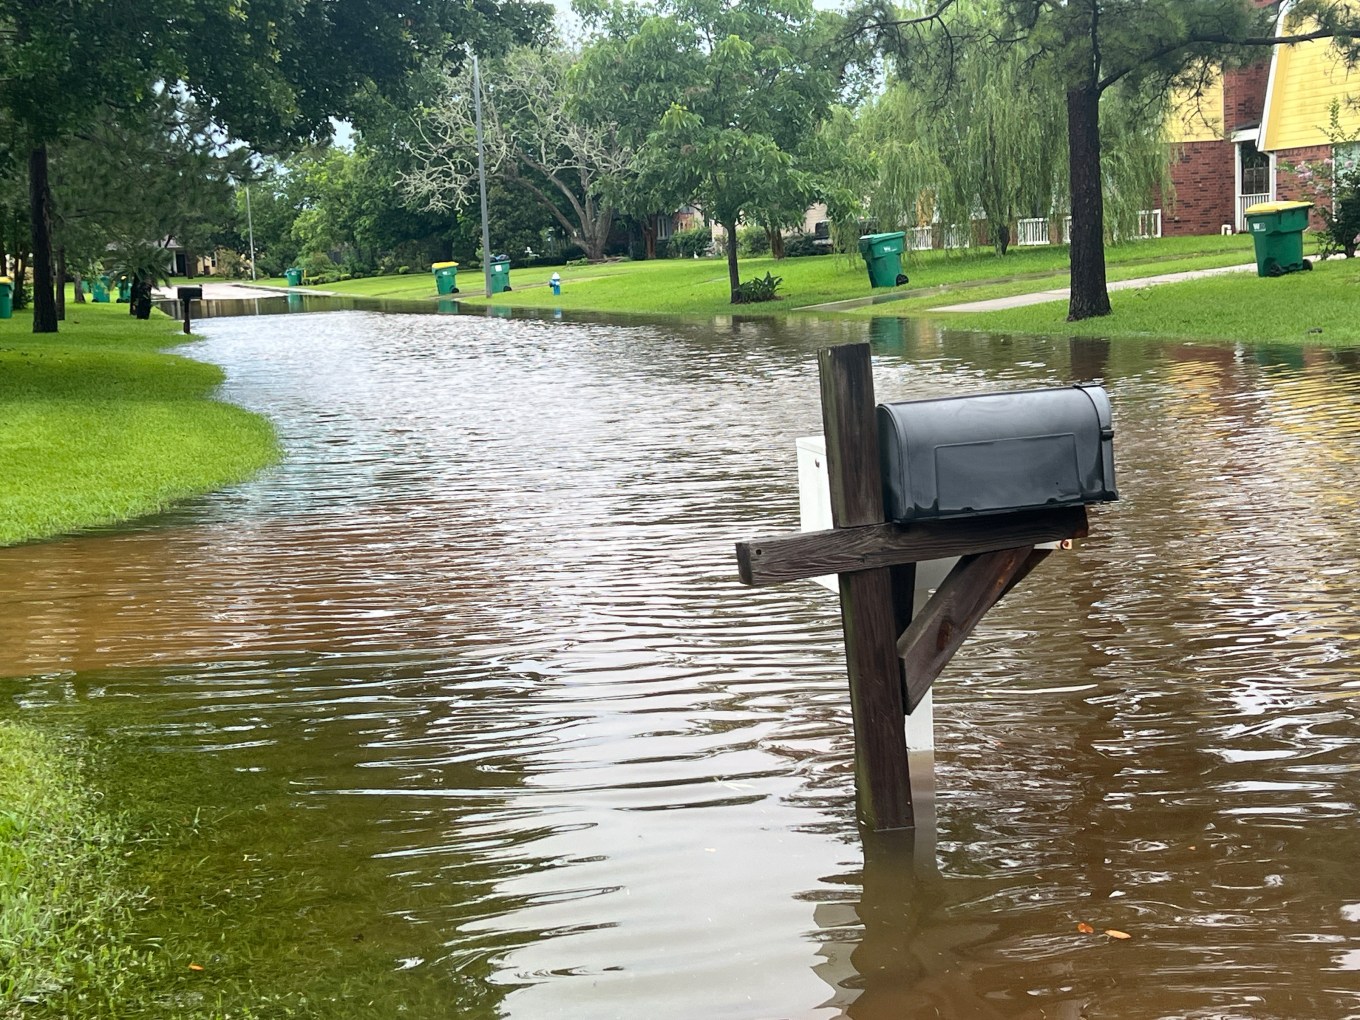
(550, 272), (561, 297)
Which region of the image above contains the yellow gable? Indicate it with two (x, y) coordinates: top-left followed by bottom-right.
(1261, 4), (1360, 150)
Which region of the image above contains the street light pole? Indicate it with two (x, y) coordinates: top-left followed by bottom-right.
(472, 53), (493, 299)
(244, 185), (257, 282)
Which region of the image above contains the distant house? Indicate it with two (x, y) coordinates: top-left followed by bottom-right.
(161, 239), (217, 277)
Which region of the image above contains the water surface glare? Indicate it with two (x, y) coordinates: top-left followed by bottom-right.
(4, 311), (1360, 1017)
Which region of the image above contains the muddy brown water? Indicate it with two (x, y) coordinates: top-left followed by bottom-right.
(4, 306), (1360, 1017)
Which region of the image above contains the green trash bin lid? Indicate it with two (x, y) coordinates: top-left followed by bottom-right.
(1244, 200), (1311, 215)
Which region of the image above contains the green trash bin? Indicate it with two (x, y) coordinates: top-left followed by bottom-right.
(285, 267), (303, 287)
(1244, 201), (1313, 277)
(93, 274), (111, 303)
(857, 231), (909, 288)
(0, 276), (12, 319)
(490, 256), (512, 295)
(432, 260), (459, 295)
(117, 276), (131, 303)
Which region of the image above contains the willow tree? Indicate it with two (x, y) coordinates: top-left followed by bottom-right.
(857, 1), (1169, 258)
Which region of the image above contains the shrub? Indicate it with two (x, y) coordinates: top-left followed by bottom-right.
(212, 247), (248, 279)
(299, 251), (339, 284)
(737, 226), (770, 257)
(670, 225), (713, 258)
(1283, 99), (1360, 258)
(783, 233), (831, 258)
(732, 271), (782, 303)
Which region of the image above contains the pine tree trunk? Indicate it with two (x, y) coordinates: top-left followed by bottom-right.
(73, 273), (86, 303)
(1066, 86), (1111, 321)
(724, 220), (741, 302)
(29, 146), (58, 333)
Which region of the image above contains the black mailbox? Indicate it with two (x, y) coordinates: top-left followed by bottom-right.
(176, 285), (202, 302)
(876, 384), (1117, 523)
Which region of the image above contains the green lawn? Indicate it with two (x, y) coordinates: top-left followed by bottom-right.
(266, 233), (1259, 318)
(930, 255), (1360, 345)
(0, 302), (279, 546)
(244, 233), (1360, 345)
(0, 723), (155, 1015)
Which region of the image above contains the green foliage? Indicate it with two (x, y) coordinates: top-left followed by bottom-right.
(737, 226), (771, 257)
(732, 270), (783, 303)
(300, 251), (340, 284)
(669, 226), (714, 258)
(213, 247), (249, 279)
(854, 3), (1169, 257)
(783, 233), (831, 258)
(1284, 100), (1360, 258)
(574, 0), (839, 297)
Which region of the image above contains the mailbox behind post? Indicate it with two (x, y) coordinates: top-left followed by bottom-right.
(876, 384), (1117, 523)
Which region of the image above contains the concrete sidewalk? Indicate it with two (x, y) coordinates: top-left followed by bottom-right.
(930, 262), (1258, 312)
(152, 281), (285, 301)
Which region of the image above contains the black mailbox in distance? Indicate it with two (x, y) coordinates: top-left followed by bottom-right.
(876, 384), (1117, 524)
(176, 285), (203, 302)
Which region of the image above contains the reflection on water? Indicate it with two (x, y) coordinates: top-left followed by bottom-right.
(3, 308), (1360, 1017)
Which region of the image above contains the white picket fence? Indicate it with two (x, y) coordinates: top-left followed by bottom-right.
(1016, 218), (1050, 246)
(1059, 209), (1163, 244)
(897, 208), (1162, 250)
(1236, 193), (1269, 232)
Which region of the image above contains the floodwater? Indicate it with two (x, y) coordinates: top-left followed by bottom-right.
(4, 306), (1360, 1018)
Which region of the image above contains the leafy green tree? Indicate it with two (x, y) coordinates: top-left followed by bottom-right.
(856, 0), (1360, 320)
(574, 0), (840, 300)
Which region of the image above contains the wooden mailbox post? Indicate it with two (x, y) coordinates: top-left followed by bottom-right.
(735, 344), (1094, 831)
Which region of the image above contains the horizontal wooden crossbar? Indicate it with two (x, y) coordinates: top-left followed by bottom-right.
(735, 506), (1089, 587)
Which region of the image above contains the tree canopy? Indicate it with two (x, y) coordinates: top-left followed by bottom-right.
(572, 0), (846, 300)
(0, 0), (551, 330)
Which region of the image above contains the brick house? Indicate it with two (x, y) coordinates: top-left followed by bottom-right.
(1165, 0), (1360, 236)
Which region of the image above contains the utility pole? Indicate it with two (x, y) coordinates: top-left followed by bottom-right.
(245, 185), (257, 282)
(472, 53), (493, 298)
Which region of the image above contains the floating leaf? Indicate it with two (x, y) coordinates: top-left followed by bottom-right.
(1076, 922), (1095, 934)
(1105, 929), (1132, 940)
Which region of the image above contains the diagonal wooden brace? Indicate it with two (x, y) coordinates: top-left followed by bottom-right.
(896, 546), (1051, 712)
